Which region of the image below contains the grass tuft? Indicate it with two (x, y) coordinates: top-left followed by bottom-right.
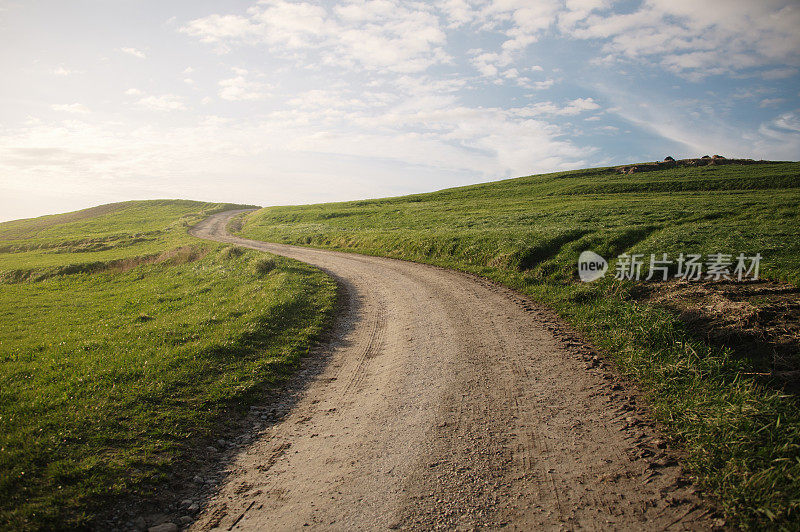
(252, 256), (277, 276)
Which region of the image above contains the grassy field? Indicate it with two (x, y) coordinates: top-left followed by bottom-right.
(238, 162), (800, 529)
(0, 201), (337, 529)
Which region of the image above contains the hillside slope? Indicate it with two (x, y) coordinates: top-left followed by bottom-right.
(0, 200), (337, 530)
(238, 161), (800, 527)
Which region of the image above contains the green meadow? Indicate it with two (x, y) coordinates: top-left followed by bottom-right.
(239, 162), (800, 528)
(0, 201), (337, 529)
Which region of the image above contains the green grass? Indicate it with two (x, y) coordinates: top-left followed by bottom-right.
(238, 162), (800, 529)
(0, 201), (337, 530)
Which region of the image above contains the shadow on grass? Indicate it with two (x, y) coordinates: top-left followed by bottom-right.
(631, 280), (800, 394)
(94, 275), (350, 531)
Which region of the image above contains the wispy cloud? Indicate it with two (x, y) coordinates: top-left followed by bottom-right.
(181, 0), (449, 73)
(118, 47), (146, 59)
(50, 103), (90, 114)
(218, 69), (270, 101)
(52, 66), (79, 76)
(557, 0), (800, 78)
(760, 98), (786, 108)
(137, 94), (186, 111)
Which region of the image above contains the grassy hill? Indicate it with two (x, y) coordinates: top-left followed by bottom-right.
(0, 200), (337, 529)
(238, 161), (800, 528)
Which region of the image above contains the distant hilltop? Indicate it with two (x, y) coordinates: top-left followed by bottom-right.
(616, 156), (787, 175)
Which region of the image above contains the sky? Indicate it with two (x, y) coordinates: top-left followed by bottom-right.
(1, 0), (799, 222)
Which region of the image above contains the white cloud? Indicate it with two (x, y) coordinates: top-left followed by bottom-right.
(559, 0), (800, 78)
(52, 66), (77, 76)
(137, 94), (186, 111)
(124, 88), (143, 96)
(288, 89), (371, 109)
(756, 112), (800, 159)
(602, 86), (800, 160)
(182, 0), (450, 73)
(513, 98), (601, 117)
(119, 47), (147, 59)
(218, 70), (270, 101)
(528, 79), (555, 90)
(0, 71), (599, 211)
(759, 98), (786, 108)
(769, 112), (800, 133)
(183, 1), (799, 82)
(50, 103), (90, 114)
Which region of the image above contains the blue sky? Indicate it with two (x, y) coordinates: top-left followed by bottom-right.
(1, 0), (799, 222)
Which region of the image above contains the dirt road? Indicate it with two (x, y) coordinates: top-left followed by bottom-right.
(189, 210), (712, 530)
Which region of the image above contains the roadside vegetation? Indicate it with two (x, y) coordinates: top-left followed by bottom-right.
(0, 200), (337, 530)
(238, 161), (800, 528)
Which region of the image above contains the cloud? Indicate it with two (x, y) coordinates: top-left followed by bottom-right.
(50, 103), (90, 114)
(558, 0), (800, 78)
(769, 112), (800, 133)
(0, 73), (599, 211)
(52, 66), (78, 76)
(124, 88), (143, 96)
(181, 1), (800, 83)
(450, 1), (800, 81)
(287, 89), (371, 109)
(601, 85), (800, 160)
(513, 98), (601, 117)
(119, 47), (146, 59)
(761, 67), (798, 80)
(756, 112), (800, 159)
(528, 79), (555, 91)
(218, 70), (270, 100)
(759, 98), (786, 108)
(182, 0), (449, 73)
(137, 94), (186, 111)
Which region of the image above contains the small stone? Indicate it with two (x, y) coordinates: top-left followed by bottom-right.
(133, 516), (147, 530)
(187, 503), (200, 513)
(180, 499), (193, 508)
(179, 516), (193, 525)
(148, 524), (178, 532)
(206, 445), (218, 453)
(192, 475), (203, 483)
(217, 438), (227, 447)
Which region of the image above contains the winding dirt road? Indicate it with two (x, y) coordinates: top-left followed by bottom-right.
(189, 210), (713, 530)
